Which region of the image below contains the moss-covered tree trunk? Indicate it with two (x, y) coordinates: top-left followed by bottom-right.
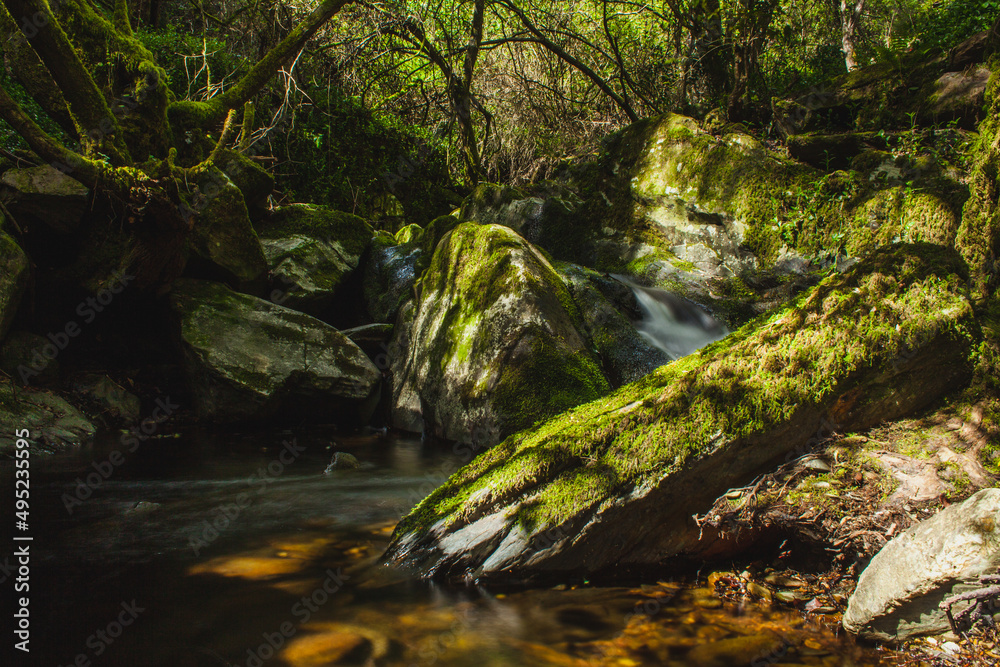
(0, 0), (351, 288)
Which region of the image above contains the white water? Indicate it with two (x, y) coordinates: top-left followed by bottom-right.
(617, 277), (729, 360)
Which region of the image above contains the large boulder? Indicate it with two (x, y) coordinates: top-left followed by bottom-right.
(168, 279), (380, 425)
(184, 168), (268, 284)
(843, 488), (1000, 643)
(0, 229), (29, 341)
(459, 113), (968, 329)
(0, 164), (89, 234)
(391, 223), (610, 445)
(256, 205), (373, 316)
(382, 244), (976, 582)
(0, 382), (96, 456)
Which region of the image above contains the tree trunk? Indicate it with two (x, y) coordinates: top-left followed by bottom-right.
(687, 0), (728, 113)
(840, 0), (865, 72)
(727, 0), (778, 121)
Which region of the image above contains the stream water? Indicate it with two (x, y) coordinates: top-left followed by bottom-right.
(5, 427), (890, 667)
(616, 278), (729, 360)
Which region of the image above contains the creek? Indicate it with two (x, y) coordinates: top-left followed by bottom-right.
(2, 426), (891, 666)
(615, 277), (729, 360)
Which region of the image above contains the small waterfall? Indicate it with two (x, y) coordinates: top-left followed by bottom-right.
(616, 276), (729, 360)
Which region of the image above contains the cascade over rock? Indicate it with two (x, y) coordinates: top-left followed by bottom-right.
(383, 245), (976, 582)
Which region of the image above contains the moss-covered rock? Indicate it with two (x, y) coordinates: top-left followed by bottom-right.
(391, 223), (610, 445)
(956, 57), (1000, 299)
(184, 168), (267, 284)
(168, 278), (380, 425)
(255, 204), (374, 316)
(394, 223), (424, 246)
(774, 33), (992, 136)
(458, 183), (585, 260)
(0, 331), (59, 385)
(216, 148), (274, 214)
(383, 244), (977, 582)
(0, 381), (96, 457)
(0, 230), (28, 341)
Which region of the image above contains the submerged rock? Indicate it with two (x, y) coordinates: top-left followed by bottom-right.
(0, 382), (96, 456)
(168, 279), (380, 425)
(325, 451), (361, 472)
(392, 223), (609, 445)
(0, 230), (29, 341)
(256, 205), (373, 316)
(382, 245), (975, 582)
(843, 488), (1000, 643)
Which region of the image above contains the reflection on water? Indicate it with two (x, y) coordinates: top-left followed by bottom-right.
(6, 428), (887, 666)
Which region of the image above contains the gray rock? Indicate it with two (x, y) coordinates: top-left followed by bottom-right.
(185, 168), (267, 284)
(843, 488), (1000, 643)
(72, 375), (141, 422)
(1, 164), (88, 234)
(0, 231), (29, 341)
(391, 223), (609, 445)
(363, 231), (425, 323)
(169, 279), (380, 425)
(0, 381), (96, 456)
(258, 205), (373, 316)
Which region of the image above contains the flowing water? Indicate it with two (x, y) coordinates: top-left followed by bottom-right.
(5, 428), (889, 667)
(615, 277), (729, 360)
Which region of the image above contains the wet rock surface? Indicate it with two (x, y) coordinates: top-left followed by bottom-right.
(168, 278), (380, 425)
(0, 381), (96, 456)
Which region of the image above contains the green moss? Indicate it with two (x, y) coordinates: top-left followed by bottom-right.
(262, 204), (373, 245)
(396, 243), (977, 537)
(407, 223), (610, 443)
(395, 224), (424, 246)
(493, 338), (610, 440)
(956, 57), (1000, 299)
